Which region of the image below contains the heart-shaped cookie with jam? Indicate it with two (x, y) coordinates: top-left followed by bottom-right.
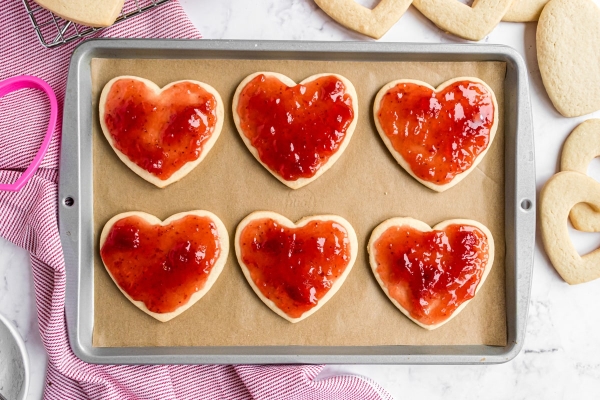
(368, 217), (495, 330)
(412, 0), (515, 41)
(99, 210), (229, 322)
(314, 0), (413, 39)
(235, 211), (358, 323)
(232, 72), (358, 189)
(99, 76), (224, 188)
(374, 77), (498, 192)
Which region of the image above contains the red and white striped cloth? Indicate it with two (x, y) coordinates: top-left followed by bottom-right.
(0, 1), (393, 399)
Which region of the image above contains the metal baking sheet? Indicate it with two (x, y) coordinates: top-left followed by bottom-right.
(59, 39), (535, 365)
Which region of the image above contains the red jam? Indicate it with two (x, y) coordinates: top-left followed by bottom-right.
(373, 223), (489, 326)
(100, 214), (221, 314)
(103, 79), (218, 180)
(377, 80), (495, 185)
(236, 74), (355, 181)
(239, 218), (352, 318)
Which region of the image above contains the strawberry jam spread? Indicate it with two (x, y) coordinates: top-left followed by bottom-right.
(100, 214), (221, 314)
(373, 223), (489, 326)
(239, 218), (352, 318)
(103, 79), (218, 180)
(236, 74), (355, 181)
(377, 80), (495, 185)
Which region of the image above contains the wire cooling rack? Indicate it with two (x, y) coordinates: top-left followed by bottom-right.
(22, 0), (171, 49)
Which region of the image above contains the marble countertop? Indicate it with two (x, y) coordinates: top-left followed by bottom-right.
(2, 0), (600, 398)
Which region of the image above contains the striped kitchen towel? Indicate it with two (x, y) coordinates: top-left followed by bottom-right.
(0, 0), (392, 398)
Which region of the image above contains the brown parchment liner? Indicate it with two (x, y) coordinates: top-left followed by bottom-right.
(91, 58), (507, 347)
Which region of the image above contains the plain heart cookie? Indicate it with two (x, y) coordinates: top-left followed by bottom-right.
(100, 210), (229, 322)
(503, 0), (549, 22)
(99, 76), (224, 188)
(537, 0), (600, 117)
(560, 119), (600, 232)
(235, 211), (358, 323)
(540, 172), (600, 285)
(373, 77), (498, 192)
(232, 72), (358, 189)
(34, 0), (124, 27)
(314, 0), (413, 39)
(412, 0), (515, 41)
(368, 217), (494, 330)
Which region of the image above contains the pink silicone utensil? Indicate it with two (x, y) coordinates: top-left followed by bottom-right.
(0, 75), (57, 192)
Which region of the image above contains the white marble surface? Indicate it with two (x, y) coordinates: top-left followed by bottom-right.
(0, 240), (46, 400)
(3, 0), (600, 398)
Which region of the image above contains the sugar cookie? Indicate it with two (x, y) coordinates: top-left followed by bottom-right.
(368, 217), (494, 330)
(100, 211), (229, 322)
(502, 0), (549, 22)
(34, 0), (124, 27)
(374, 77), (498, 192)
(99, 76), (224, 188)
(235, 211), (358, 323)
(560, 119), (600, 231)
(537, 0), (600, 117)
(412, 0), (515, 41)
(314, 0), (413, 39)
(540, 171), (600, 285)
(232, 72), (358, 189)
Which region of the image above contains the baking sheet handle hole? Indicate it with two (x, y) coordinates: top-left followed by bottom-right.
(520, 199), (532, 212)
(63, 197), (75, 207)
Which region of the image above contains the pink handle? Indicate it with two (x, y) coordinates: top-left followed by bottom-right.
(0, 75), (58, 192)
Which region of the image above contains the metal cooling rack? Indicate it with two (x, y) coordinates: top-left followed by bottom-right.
(22, 0), (171, 49)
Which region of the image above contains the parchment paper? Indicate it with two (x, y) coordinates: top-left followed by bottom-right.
(91, 58), (507, 347)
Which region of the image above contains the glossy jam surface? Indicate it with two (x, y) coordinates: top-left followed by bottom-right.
(100, 215), (221, 314)
(103, 79), (218, 180)
(236, 74), (355, 181)
(373, 223), (489, 326)
(239, 218), (352, 318)
(377, 80), (495, 185)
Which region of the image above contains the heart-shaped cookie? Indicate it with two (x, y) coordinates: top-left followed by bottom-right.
(314, 0), (413, 39)
(374, 77), (498, 192)
(34, 0), (124, 27)
(502, 0), (549, 22)
(537, 0), (600, 117)
(232, 72), (358, 189)
(99, 76), (224, 188)
(541, 172), (600, 285)
(235, 211), (358, 323)
(368, 217), (494, 330)
(560, 119), (600, 232)
(100, 210), (229, 322)
(412, 0), (515, 41)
